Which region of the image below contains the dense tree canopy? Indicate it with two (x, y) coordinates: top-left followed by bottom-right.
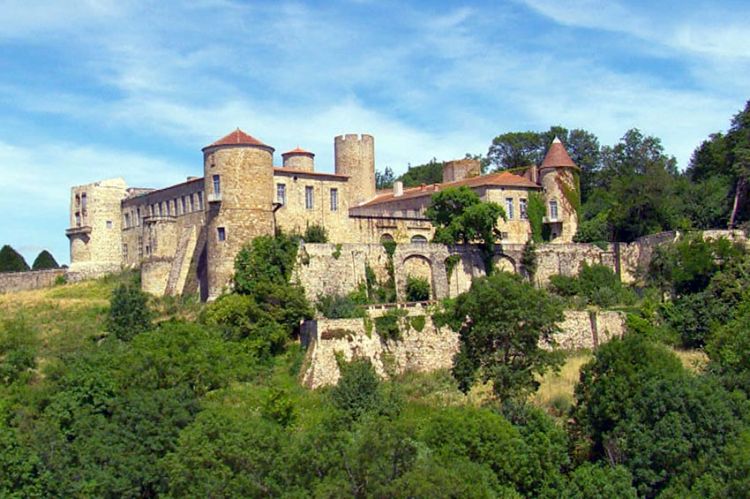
(0, 245), (29, 273)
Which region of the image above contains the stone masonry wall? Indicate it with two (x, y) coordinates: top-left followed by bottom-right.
(0, 269), (67, 294)
(300, 307), (626, 389)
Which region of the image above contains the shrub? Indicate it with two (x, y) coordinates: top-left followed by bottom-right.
(303, 224), (328, 243)
(54, 274), (68, 286)
(549, 274), (580, 297)
(315, 287), (367, 319)
(107, 283), (152, 341)
(0, 318), (37, 385)
(405, 275), (430, 301)
(375, 308), (408, 341)
(330, 358), (383, 420)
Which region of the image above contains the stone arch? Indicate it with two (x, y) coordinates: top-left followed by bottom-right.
(410, 234), (428, 244)
(380, 233), (394, 243)
(394, 244), (450, 301)
(493, 254), (517, 274)
(403, 254), (432, 300)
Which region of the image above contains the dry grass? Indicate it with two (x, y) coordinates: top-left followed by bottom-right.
(531, 352), (592, 416)
(673, 348), (708, 373)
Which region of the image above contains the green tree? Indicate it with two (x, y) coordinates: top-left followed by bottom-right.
(562, 463), (637, 499)
(375, 166), (395, 189)
(0, 245), (29, 273)
(31, 250), (59, 270)
(107, 283), (152, 341)
(330, 358), (383, 421)
(726, 100), (750, 227)
(426, 186), (505, 272)
(396, 158), (443, 187)
(439, 272), (564, 400)
(405, 275), (430, 301)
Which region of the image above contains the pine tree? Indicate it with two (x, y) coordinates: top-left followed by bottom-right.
(31, 250), (59, 270)
(0, 245), (30, 273)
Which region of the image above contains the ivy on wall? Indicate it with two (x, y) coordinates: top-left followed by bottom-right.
(528, 192), (546, 243)
(557, 171), (581, 222)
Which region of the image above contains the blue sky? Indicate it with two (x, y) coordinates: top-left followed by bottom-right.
(1, 0), (749, 265)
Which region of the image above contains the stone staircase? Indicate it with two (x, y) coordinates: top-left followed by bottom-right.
(164, 226), (197, 296)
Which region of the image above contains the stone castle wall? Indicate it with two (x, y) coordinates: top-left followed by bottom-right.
(0, 269), (67, 294)
(300, 306), (626, 389)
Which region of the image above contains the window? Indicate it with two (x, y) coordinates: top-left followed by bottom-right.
(411, 235), (428, 244)
(181, 196), (187, 214)
(505, 197), (514, 220)
(217, 227), (226, 242)
(189, 194), (194, 212)
(519, 198), (528, 220)
(212, 175), (221, 194)
(145, 245), (151, 256)
(330, 188), (338, 211)
(106, 220), (113, 229)
(305, 186), (314, 210)
(197, 192), (203, 210)
(549, 200), (558, 221)
(277, 183), (286, 205)
(75, 194), (80, 206)
(150, 204), (154, 216)
(75, 213), (81, 227)
(124, 213), (131, 228)
(136, 208), (141, 226)
(81, 193), (87, 211)
(123, 244), (128, 259)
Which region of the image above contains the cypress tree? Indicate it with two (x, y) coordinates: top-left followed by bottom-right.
(0, 245), (30, 272)
(31, 250), (59, 270)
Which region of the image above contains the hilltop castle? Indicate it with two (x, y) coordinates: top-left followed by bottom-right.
(66, 130), (579, 300)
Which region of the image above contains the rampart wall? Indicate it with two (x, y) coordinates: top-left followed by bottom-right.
(300, 306), (626, 389)
(0, 269), (67, 294)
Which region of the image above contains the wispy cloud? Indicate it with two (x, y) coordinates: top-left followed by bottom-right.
(0, 0), (748, 263)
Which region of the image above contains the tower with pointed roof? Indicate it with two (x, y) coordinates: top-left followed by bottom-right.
(538, 137), (580, 242)
(202, 129), (276, 299)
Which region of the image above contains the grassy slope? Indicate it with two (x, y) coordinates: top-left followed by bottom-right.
(0, 277), (707, 419)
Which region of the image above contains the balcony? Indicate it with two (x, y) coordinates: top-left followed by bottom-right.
(65, 226), (92, 237)
(207, 192), (222, 203)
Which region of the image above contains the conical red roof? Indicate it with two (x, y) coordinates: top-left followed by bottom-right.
(541, 137), (578, 169)
(204, 128), (269, 149)
(282, 146), (314, 157)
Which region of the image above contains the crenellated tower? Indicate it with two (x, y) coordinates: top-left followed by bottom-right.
(202, 129), (275, 299)
(334, 134), (375, 206)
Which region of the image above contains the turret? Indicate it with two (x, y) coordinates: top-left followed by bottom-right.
(65, 177), (128, 275)
(538, 137), (580, 242)
(334, 134), (375, 205)
(281, 147), (315, 172)
(202, 129), (275, 299)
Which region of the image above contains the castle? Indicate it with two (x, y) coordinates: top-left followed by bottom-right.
(65, 129), (579, 300)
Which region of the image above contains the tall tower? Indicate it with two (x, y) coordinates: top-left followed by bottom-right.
(539, 137), (580, 242)
(202, 129), (275, 299)
(334, 134), (375, 206)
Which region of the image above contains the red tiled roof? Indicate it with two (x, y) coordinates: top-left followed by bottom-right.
(540, 137), (578, 169)
(360, 171), (539, 207)
(282, 146), (314, 157)
(204, 128), (269, 149)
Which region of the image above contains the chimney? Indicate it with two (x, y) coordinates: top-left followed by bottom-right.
(393, 181), (403, 197)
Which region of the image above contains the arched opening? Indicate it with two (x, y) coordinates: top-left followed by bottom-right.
(403, 254), (432, 301)
(493, 254), (516, 274)
(380, 233), (394, 243)
(410, 234), (428, 244)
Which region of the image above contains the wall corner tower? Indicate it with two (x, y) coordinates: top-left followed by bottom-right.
(202, 129), (275, 299)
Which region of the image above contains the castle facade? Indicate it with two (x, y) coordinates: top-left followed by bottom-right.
(66, 130), (578, 300)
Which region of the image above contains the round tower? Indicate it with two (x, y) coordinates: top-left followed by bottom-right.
(202, 129), (275, 299)
(281, 147), (315, 172)
(538, 137), (580, 243)
(334, 133), (375, 206)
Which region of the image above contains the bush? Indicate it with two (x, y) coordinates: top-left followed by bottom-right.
(330, 358), (383, 421)
(549, 274), (580, 297)
(374, 308), (408, 341)
(303, 224), (328, 243)
(107, 283), (153, 341)
(549, 263), (629, 308)
(316, 288), (367, 319)
(405, 275), (430, 301)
